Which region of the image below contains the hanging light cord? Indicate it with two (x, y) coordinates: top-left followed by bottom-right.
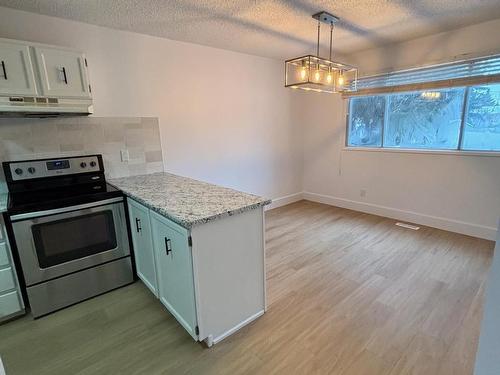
(329, 22), (333, 61)
(316, 19), (320, 57)
(316, 18), (334, 60)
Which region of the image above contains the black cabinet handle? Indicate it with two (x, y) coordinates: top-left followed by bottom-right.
(1, 61), (6, 80)
(62, 67), (68, 84)
(165, 237), (172, 255)
(135, 218), (142, 233)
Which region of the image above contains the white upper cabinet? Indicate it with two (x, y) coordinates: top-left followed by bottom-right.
(0, 40), (37, 96)
(33, 47), (91, 99)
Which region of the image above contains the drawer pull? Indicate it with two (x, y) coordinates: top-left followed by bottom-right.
(58, 66), (68, 84)
(135, 218), (142, 233)
(1, 61), (7, 80)
(165, 238), (172, 255)
(62, 66), (68, 84)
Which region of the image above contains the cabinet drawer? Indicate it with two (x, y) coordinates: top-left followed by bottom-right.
(0, 290), (22, 318)
(0, 242), (9, 267)
(0, 267), (15, 293)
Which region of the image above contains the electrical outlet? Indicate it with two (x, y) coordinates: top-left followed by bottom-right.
(120, 149), (129, 162)
(360, 189), (367, 197)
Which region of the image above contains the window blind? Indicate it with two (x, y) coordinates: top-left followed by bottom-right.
(344, 54), (500, 97)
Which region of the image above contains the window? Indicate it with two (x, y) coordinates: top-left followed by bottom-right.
(347, 83), (500, 152)
(384, 88), (465, 149)
(348, 96), (384, 147)
(462, 84), (500, 151)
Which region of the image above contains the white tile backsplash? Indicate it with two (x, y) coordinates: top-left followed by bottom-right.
(0, 117), (163, 192)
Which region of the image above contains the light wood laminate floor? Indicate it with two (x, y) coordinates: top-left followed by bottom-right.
(0, 201), (494, 374)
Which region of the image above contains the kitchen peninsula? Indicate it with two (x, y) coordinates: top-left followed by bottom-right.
(109, 172), (271, 347)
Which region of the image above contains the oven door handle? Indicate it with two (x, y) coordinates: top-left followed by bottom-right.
(9, 197), (124, 221)
(30, 237), (39, 262)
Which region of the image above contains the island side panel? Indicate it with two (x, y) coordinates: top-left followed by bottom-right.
(191, 207), (265, 344)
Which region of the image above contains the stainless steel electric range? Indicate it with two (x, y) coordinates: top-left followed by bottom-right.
(2, 154), (133, 318)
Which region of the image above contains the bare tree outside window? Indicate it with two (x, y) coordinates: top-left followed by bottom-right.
(347, 84), (500, 152)
(384, 89), (465, 149)
(348, 96), (384, 147)
(462, 84), (500, 151)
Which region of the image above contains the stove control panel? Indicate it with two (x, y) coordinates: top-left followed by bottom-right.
(5, 155), (103, 181)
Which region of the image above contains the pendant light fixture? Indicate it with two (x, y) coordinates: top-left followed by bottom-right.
(285, 11), (358, 94)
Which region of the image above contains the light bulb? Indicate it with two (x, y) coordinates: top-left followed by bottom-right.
(338, 75), (345, 86)
(299, 67), (307, 80)
(421, 91), (441, 100)
(326, 73), (333, 84)
(314, 70), (321, 81)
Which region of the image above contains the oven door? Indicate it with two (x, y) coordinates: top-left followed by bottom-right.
(10, 197), (130, 286)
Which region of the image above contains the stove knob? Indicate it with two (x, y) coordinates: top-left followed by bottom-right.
(80, 162), (87, 168)
(14, 168), (23, 175)
(90, 161), (97, 167)
(28, 167), (36, 174)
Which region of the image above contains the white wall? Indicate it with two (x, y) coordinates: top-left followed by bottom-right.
(475, 220), (500, 374)
(348, 18), (500, 76)
(0, 7), (498, 238)
(301, 18), (500, 240)
(0, 7), (303, 201)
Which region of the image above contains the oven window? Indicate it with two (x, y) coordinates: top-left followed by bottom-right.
(32, 211), (117, 268)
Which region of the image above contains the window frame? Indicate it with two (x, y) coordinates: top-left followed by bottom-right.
(345, 84), (500, 155)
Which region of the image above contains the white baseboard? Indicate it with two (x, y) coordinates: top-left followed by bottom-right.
(265, 192), (303, 210)
(303, 191), (497, 241)
(212, 310), (265, 345)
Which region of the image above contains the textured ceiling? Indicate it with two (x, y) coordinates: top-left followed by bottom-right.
(1, 0), (500, 60)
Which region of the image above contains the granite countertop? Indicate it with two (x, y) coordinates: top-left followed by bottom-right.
(109, 172), (271, 229)
(0, 193), (7, 213)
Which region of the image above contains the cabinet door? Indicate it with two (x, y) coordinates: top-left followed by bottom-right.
(128, 199), (158, 296)
(0, 291), (22, 318)
(0, 217), (24, 322)
(0, 40), (37, 96)
(0, 268), (15, 294)
(34, 46), (91, 98)
(0, 242), (9, 267)
(151, 211), (198, 340)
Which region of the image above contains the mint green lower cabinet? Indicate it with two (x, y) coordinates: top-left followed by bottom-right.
(0, 216), (25, 322)
(0, 267), (15, 293)
(124, 197), (266, 346)
(0, 242), (9, 267)
(150, 210), (198, 340)
(0, 291), (22, 317)
(128, 199), (158, 296)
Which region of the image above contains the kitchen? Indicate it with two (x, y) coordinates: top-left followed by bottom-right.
(0, 27), (273, 370)
(1, 2), (500, 374)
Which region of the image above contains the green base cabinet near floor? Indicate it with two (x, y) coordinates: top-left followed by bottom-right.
(150, 211), (198, 340)
(127, 198), (266, 347)
(0, 215), (25, 322)
(127, 199), (158, 296)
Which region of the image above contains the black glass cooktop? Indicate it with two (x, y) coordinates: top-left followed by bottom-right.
(7, 182), (122, 215)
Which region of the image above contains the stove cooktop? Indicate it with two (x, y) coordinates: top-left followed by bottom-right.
(7, 182), (123, 215)
(3, 155), (124, 215)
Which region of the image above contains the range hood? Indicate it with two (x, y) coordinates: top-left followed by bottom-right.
(0, 96), (93, 118)
(1, 37), (94, 118)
